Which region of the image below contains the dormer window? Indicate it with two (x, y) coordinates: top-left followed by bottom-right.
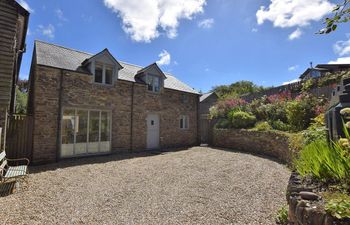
(83, 48), (123, 86)
(95, 64), (103, 83)
(147, 75), (160, 92)
(94, 63), (113, 85)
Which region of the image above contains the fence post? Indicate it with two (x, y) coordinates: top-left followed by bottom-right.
(0, 127), (2, 151)
(3, 110), (8, 151)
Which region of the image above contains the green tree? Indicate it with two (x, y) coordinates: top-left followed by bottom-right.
(319, 0), (350, 34)
(212, 80), (264, 99)
(15, 86), (28, 114)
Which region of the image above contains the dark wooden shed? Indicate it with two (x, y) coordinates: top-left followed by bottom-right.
(0, 0), (29, 148)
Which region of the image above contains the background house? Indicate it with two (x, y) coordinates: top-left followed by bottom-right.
(299, 64), (350, 80)
(0, 0), (29, 150)
(28, 41), (200, 163)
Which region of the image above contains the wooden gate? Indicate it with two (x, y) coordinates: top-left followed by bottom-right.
(6, 114), (33, 159)
(200, 114), (210, 144)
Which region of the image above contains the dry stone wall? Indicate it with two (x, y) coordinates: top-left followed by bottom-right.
(212, 128), (294, 163)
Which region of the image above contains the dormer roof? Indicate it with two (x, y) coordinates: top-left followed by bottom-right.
(136, 63), (166, 79)
(82, 48), (123, 69)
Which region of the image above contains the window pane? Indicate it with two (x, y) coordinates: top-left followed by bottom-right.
(76, 110), (88, 143)
(185, 116), (189, 129)
(100, 112), (110, 142)
(147, 76), (153, 91)
(100, 111), (111, 152)
(153, 76), (160, 92)
(105, 68), (113, 84)
(95, 66), (103, 83)
(62, 109), (75, 144)
(180, 117), (183, 129)
(61, 109), (75, 157)
(89, 111), (100, 142)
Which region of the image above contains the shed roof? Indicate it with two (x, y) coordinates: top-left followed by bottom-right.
(34, 40), (199, 95)
(200, 92), (218, 102)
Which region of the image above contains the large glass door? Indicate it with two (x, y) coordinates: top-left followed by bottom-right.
(88, 111), (100, 153)
(61, 109), (75, 157)
(61, 108), (111, 158)
(75, 110), (88, 155)
(100, 111), (111, 152)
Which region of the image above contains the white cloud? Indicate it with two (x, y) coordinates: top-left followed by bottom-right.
(334, 37), (350, 57)
(198, 18), (214, 29)
(288, 28), (302, 40)
(251, 28), (258, 32)
(38, 24), (55, 39)
(103, 0), (206, 42)
(156, 50), (171, 66)
(283, 78), (300, 85)
(329, 57), (350, 64)
(55, 9), (68, 22)
(257, 0), (334, 28)
(256, 0), (334, 39)
(288, 65), (299, 71)
(17, 0), (34, 13)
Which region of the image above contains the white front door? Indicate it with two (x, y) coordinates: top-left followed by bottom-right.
(146, 114), (160, 149)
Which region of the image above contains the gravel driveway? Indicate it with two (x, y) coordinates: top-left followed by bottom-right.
(2, 147), (290, 225)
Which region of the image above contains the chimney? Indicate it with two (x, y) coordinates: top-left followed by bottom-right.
(310, 62), (313, 68)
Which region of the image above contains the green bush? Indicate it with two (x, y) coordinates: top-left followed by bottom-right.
(324, 192), (350, 219)
(286, 95), (317, 132)
(302, 114), (327, 145)
(215, 118), (231, 129)
(288, 132), (305, 154)
(228, 111), (256, 129)
(275, 206), (288, 225)
(294, 139), (350, 182)
(269, 119), (290, 131)
(253, 121), (272, 131)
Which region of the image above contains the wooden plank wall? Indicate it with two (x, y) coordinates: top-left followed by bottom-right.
(6, 114), (33, 160)
(0, 0), (18, 109)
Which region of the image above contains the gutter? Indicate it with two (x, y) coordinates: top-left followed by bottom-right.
(56, 69), (64, 162)
(130, 82), (135, 152)
(130, 82), (135, 151)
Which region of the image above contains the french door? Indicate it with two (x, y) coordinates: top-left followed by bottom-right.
(61, 108), (111, 158)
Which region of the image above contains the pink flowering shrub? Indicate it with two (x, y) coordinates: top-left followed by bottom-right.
(210, 97), (247, 118)
(267, 91), (292, 104)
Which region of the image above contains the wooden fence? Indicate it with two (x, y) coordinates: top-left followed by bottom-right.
(6, 114), (33, 159)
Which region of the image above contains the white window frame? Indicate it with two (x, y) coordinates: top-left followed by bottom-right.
(180, 115), (189, 130)
(60, 107), (112, 158)
(93, 62), (114, 85)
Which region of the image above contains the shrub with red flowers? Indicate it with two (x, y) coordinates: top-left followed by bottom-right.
(267, 91), (292, 104)
(210, 90), (328, 132)
(210, 97), (247, 118)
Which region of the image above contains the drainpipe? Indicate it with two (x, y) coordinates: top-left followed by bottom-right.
(130, 82), (135, 151)
(56, 69), (64, 162)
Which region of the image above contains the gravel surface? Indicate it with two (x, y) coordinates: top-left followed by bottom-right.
(1, 147), (290, 225)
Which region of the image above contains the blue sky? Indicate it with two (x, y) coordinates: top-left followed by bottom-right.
(19, 0), (350, 92)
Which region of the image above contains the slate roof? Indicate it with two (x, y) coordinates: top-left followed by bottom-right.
(200, 92), (217, 102)
(35, 40), (199, 95)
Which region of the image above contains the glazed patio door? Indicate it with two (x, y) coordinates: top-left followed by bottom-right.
(61, 108), (111, 158)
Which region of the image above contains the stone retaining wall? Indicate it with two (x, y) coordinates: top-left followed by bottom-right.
(287, 172), (349, 225)
(212, 129), (294, 163)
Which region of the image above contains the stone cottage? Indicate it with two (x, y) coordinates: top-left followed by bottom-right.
(28, 41), (200, 164)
